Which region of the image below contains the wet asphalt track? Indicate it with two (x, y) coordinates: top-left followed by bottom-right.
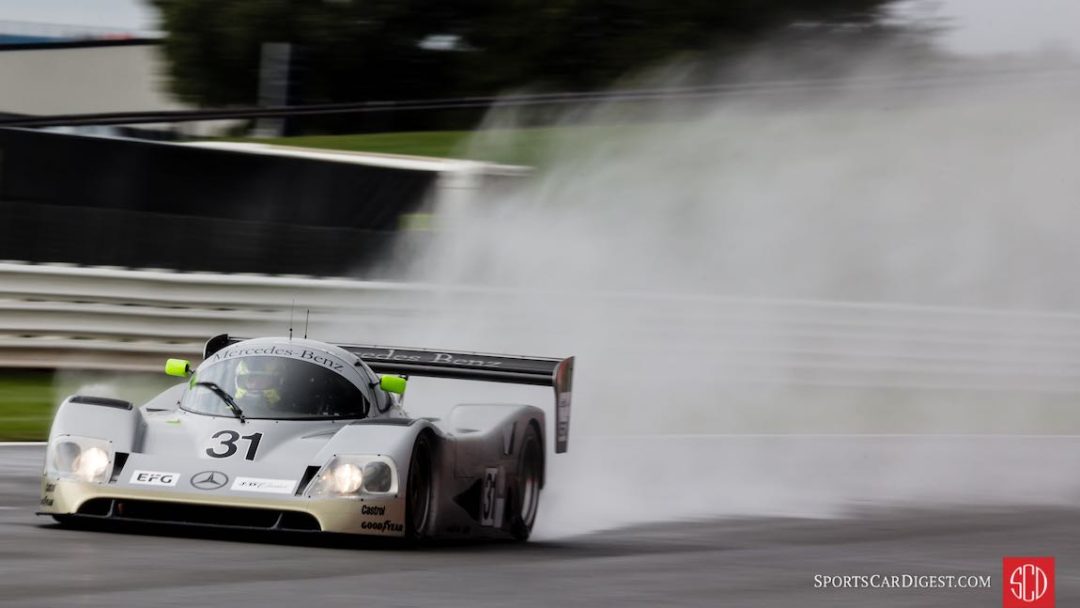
(1, 445), (1078, 607)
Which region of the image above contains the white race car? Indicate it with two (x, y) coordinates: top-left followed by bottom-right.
(39, 334), (574, 542)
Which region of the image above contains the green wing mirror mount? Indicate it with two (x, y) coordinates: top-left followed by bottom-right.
(379, 375), (407, 396)
(165, 358), (193, 378)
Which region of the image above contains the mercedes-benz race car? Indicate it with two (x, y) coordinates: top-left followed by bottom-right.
(38, 334), (574, 542)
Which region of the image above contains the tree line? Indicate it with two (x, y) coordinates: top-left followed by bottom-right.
(152, 0), (905, 109)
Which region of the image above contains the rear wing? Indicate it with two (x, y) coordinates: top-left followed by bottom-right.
(203, 335), (575, 453)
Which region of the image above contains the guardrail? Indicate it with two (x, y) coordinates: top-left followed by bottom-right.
(3, 261), (1080, 392)
(0, 262), (433, 370)
(7, 67), (1080, 127)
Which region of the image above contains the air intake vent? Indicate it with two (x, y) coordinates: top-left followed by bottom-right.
(76, 499), (321, 531)
(109, 453), (129, 483)
(295, 465), (321, 496)
(70, 395), (133, 410)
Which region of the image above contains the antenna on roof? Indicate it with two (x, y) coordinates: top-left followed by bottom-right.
(304, 309), (310, 339)
(289, 300), (295, 341)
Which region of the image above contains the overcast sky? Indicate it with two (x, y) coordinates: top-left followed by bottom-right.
(896, 0), (1080, 55)
(1, 0), (1078, 57)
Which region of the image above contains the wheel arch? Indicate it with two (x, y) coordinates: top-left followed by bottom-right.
(524, 417), (546, 489)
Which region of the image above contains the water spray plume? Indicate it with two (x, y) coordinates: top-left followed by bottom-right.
(366, 48), (1080, 537)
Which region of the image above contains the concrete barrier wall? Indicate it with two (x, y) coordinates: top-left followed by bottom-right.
(0, 129), (441, 273)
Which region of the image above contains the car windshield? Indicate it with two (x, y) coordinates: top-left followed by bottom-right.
(181, 355), (369, 420)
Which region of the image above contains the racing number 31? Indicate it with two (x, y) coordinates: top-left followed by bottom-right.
(206, 430), (263, 460)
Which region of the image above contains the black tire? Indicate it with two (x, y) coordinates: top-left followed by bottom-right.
(405, 433), (434, 541)
(510, 423), (543, 541)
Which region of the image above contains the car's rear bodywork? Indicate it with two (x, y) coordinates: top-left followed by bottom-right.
(39, 335), (574, 541)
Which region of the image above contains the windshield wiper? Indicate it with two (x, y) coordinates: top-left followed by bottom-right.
(193, 381), (246, 423)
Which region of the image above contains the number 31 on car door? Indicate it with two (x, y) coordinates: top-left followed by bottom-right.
(481, 467), (505, 527)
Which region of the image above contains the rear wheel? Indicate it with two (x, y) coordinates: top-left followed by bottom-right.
(405, 434), (434, 541)
(510, 424), (543, 541)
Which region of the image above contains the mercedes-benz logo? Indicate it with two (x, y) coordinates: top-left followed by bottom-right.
(190, 470), (229, 490)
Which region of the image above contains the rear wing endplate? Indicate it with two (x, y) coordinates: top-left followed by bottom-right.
(204, 335), (575, 453)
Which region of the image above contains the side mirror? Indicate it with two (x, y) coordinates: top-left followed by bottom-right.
(379, 375), (407, 395)
(165, 359), (192, 378)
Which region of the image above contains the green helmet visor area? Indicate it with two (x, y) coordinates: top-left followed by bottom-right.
(180, 355), (371, 420)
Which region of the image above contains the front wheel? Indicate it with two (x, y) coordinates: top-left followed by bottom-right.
(510, 424), (543, 541)
(405, 434), (434, 541)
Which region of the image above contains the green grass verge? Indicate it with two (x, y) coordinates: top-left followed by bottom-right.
(0, 372), (175, 441)
(250, 124), (660, 167)
(0, 372), (55, 441)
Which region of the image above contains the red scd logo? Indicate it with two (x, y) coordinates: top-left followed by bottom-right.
(1003, 557), (1054, 607)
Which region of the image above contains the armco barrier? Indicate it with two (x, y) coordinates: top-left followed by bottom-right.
(4, 262), (1080, 395)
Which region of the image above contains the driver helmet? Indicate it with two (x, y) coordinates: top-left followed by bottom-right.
(234, 358), (284, 407)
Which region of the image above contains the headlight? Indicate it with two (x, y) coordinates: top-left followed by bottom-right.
(362, 461), (393, 493)
(45, 436), (114, 484)
(333, 463), (363, 494)
(73, 447), (110, 482)
(307, 455), (398, 498)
